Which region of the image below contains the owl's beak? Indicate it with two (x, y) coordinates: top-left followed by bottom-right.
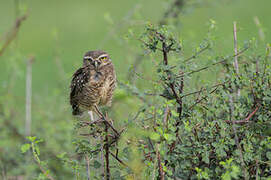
(94, 61), (98, 68)
(93, 60), (102, 69)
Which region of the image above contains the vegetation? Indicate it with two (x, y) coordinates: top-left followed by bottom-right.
(1, 0), (271, 179)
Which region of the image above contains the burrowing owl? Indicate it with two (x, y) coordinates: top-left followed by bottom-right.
(70, 50), (116, 116)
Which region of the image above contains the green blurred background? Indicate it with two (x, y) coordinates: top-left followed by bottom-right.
(0, 0), (270, 178)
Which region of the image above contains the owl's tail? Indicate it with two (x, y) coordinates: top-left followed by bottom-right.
(72, 104), (83, 116)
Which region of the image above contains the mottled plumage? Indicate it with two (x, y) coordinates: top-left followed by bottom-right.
(70, 50), (116, 116)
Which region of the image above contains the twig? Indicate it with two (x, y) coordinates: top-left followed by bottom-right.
(176, 47), (249, 79)
(183, 44), (210, 63)
(109, 151), (128, 167)
(229, 95), (248, 180)
(163, 105), (170, 129)
(152, 148), (158, 180)
(187, 85), (220, 111)
(85, 155), (90, 180)
(0, 13), (28, 56)
(256, 159), (259, 180)
(180, 81), (228, 98)
(225, 106), (259, 124)
(104, 113), (110, 180)
(79, 119), (104, 127)
(161, 41), (182, 109)
(100, 136), (105, 180)
(31, 143), (55, 180)
(254, 17), (265, 42)
(25, 56), (35, 136)
(159, 0), (184, 25)
(128, 0), (184, 83)
(233, 22), (240, 97)
(156, 144), (164, 180)
(94, 105), (120, 137)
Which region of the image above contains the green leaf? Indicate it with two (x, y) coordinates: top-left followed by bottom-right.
(35, 145), (40, 156)
(202, 151), (210, 164)
(266, 152), (271, 160)
(57, 152), (67, 159)
(150, 132), (160, 141)
(26, 136), (36, 142)
(21, 143), (31, 153)
(94, 160), (101, 169)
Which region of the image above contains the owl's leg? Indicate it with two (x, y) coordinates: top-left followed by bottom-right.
(88, 111), (94, 122)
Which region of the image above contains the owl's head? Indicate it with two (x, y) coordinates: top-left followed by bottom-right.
(83, 50), (111, 68)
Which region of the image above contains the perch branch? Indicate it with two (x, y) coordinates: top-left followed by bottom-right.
(104, 114), (110, 180)
(94, 105), (120, 137)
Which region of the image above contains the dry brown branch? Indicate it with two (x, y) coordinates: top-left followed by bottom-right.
(104, 114), (110, 180)
(187, 85), (220, 111)
(233, 22), (240, 97)
(163, 105), (170, 129)
(0, 13), (28, 56)
(229, 95), (248, 180)
(85, 155), (90, 180)
(225, 106), (259, 124)
(100, 135), (105, 179)
(156, 144), (164, 180)
(228, 22), (248, 179)
(109, 151), (128, 167)
(91, 107), (124, 179)
(25, 56), (35, 136)
(94, 106), (121, 137)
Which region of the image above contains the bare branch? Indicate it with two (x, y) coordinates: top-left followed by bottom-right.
(229, 95), (248, 180)
(177, 47), (249, 78)
(109, 151), (128, 167)
(0, 13), (28, 56)
(183, 44), (210, 63)
(85, 155), (90, 180)
(104, 113), (110, 180)
(254, 17), (265, 42)
(25, 56), (35, 136)
(233, 22), (240, 97)
(225, 105), (260, 124)
(156, 144), (164, 180)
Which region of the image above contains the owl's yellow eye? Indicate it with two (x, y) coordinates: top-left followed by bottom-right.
(99, 56), (107, 61)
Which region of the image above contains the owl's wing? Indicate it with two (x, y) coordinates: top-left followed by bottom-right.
(105, 64), (117, 106)
(70, 67), (90, 115)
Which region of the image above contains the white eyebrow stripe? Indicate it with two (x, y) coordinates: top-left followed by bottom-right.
(97, 54), (108, 59)
(84, 56), (93, 60)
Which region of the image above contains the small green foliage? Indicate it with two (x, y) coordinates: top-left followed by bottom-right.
(122, 22), (271, 179)
(220, 159), (240, 180)
(21, 143), (31, 153)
